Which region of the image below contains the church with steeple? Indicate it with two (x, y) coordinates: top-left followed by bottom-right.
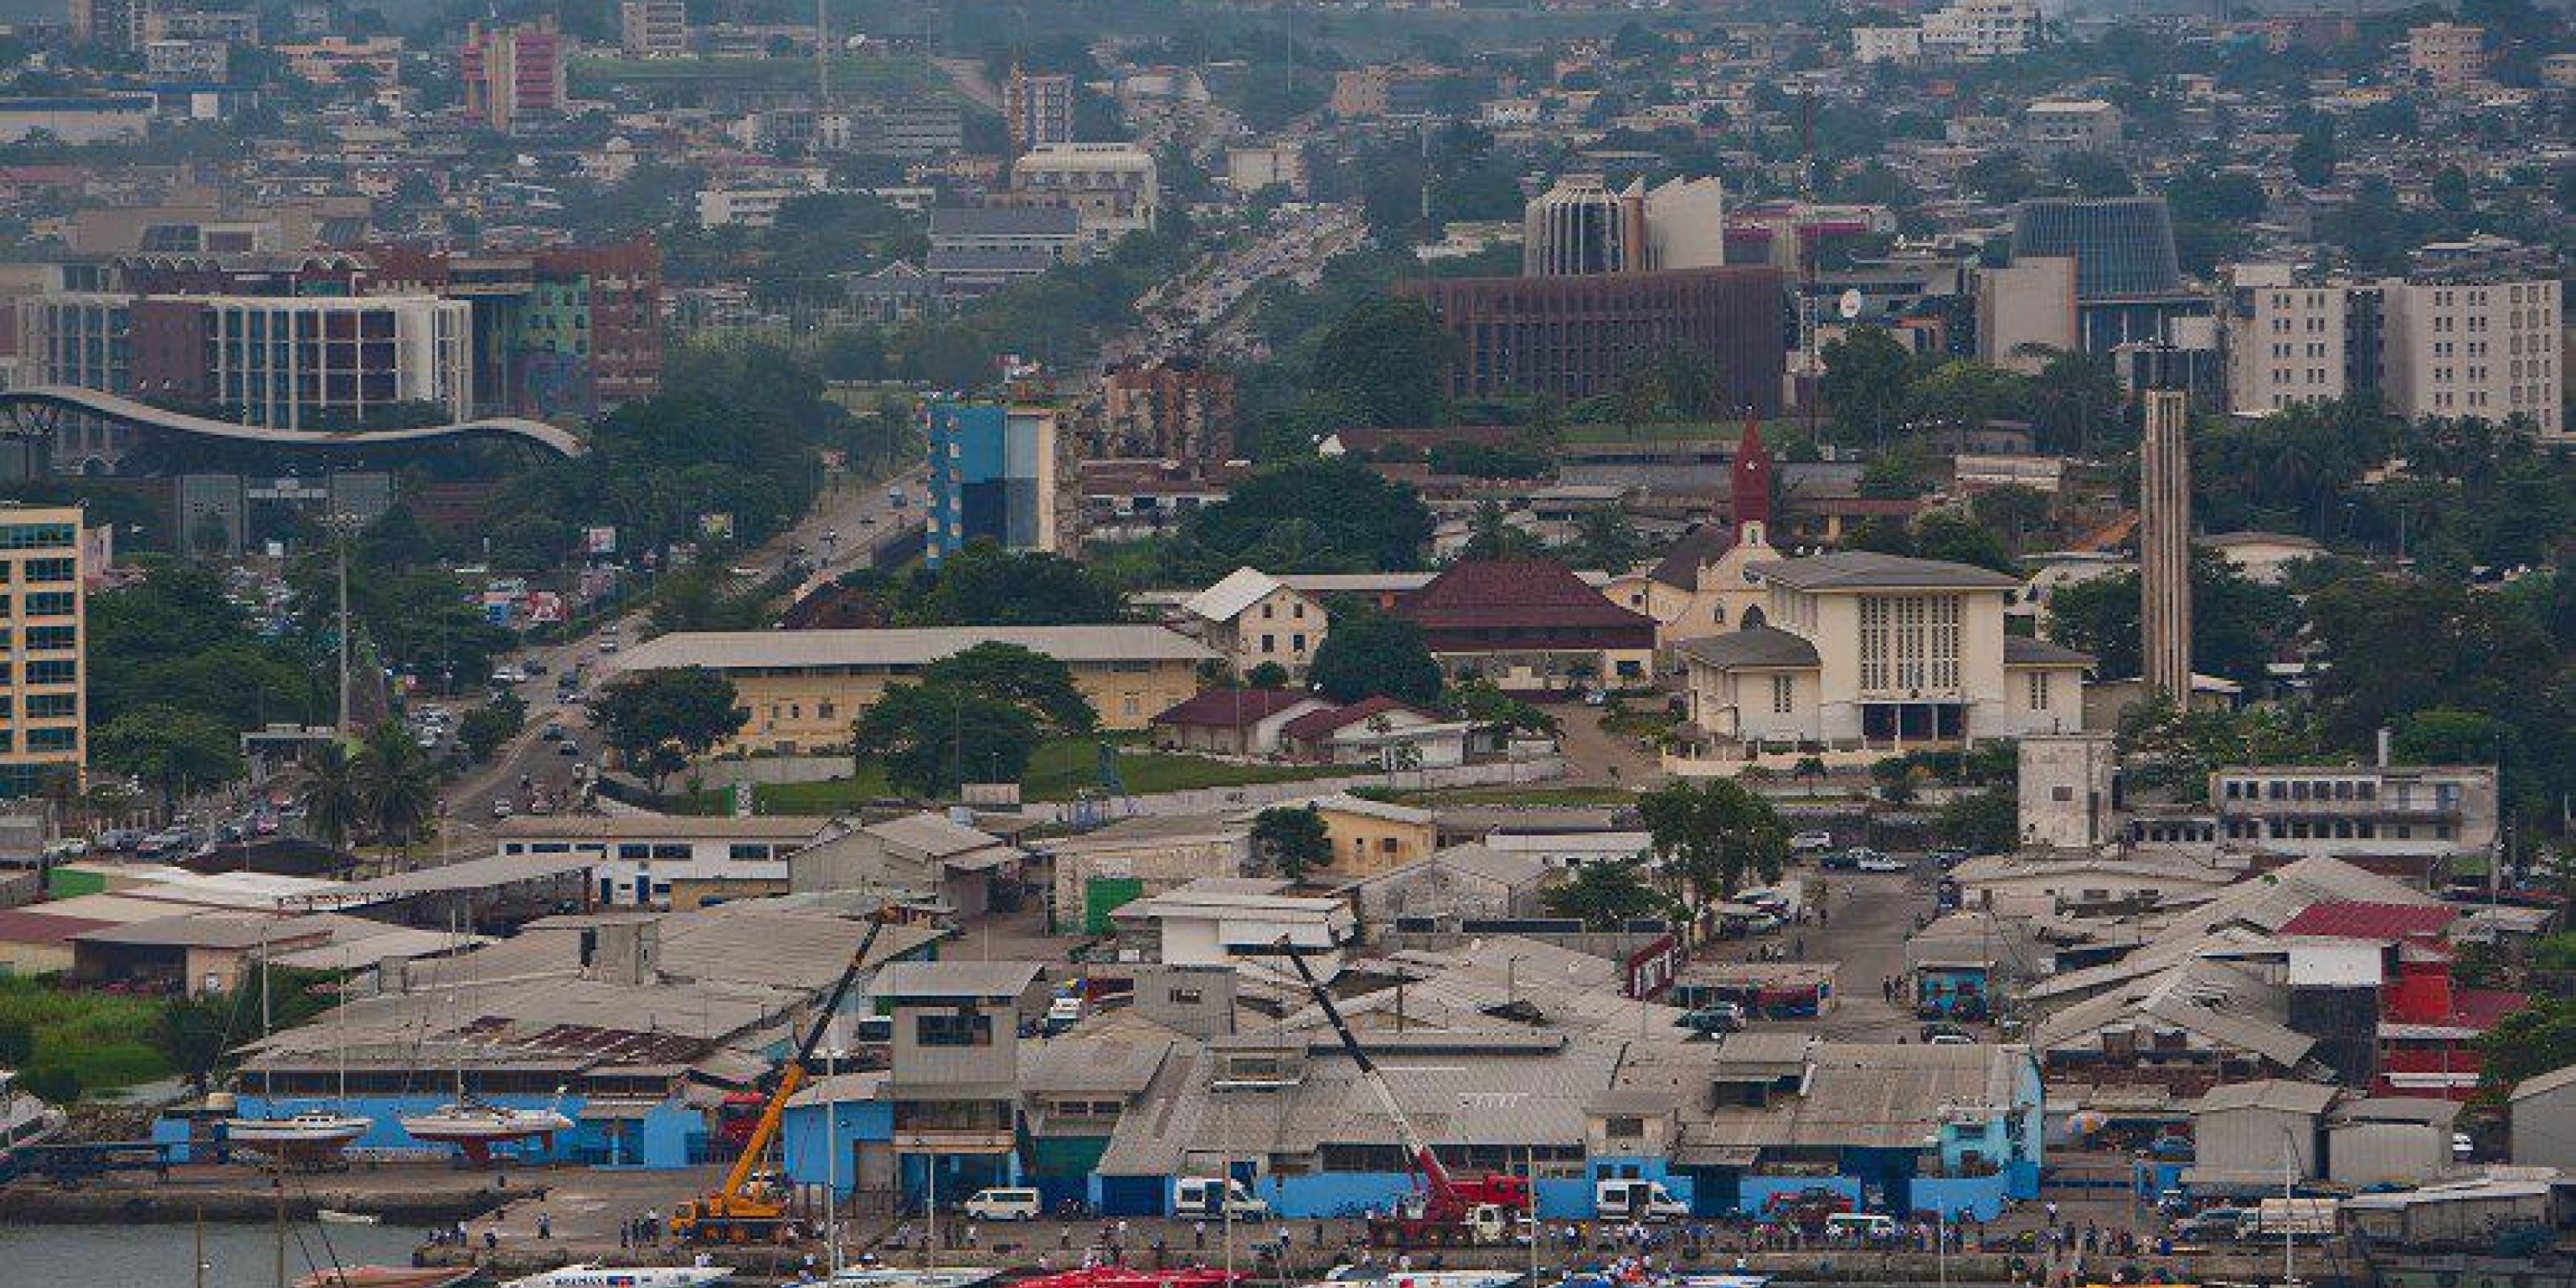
(1619, 418), (1783, 656)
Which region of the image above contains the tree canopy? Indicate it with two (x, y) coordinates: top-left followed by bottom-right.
(1308, 607), (1443, 706)
(1174, 459), (1435, 576)
(593, 667), (747, 793)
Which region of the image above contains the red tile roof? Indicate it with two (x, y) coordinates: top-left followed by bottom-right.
(2449, 988), (2528, 1031)
(1150, 687), (1319, 729)
(2279, 901), (2457, 942)
(0, 907), (117, 947)
(1281, 695), (1439, 743)
(1396, 559), (1656, 633)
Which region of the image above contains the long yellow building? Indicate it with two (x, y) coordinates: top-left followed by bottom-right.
(610, 625), (1215, 753)
(0, 506), (85, 797)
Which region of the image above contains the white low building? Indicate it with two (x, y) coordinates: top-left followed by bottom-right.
(1111, 877), (1356, 978)
(1676, 551), (2093, 749)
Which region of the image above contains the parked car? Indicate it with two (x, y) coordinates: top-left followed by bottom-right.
(961, 1187), (1042, 1222)
(2171, 1208), (2256, 1243)
(1676, 1004), (1746, 1034)
(1856, 852), (1909, 873)
(1790, 831), (1835, 852)
(1928, 847), (1969, 869)
(1172, 1176), (1268, 1219)
(1596, 1179), (1690, 1221)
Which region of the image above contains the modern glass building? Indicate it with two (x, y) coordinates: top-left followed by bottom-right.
(925, 402), (1059, 566)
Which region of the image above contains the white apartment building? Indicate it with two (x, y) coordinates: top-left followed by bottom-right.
(1004, 142), (1160, 240)
(2379, 277), (2562, 438)
(2019, 99), (2122, 158)
(618, 0), (687, 59)
(1852, 27), (1923, 64)
(1921, 0), (2039, 60)
(2224, 266), (2351, 415)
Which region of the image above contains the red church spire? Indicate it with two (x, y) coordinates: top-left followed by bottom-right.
(1732, 413), (1772, 536)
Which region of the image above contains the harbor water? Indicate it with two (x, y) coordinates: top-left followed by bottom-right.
(0, 1220), (433, 1287)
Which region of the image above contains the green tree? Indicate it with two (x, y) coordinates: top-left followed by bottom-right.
(1870, 756), (1922, 804)
(458, 691), (529, 762)
(1176, 459), (1436, 575)
(920, 642), (1099, 734)
(1911, 513), (2020, 574)
(2045, 550), (2298, 687)
(1569, 508), (1645, 572)
(301, 739), (362, 851)
(354, 720), (437, 848)
(592, 668), (747, 793)
(150, 992), (232, 1092)
(2289, 119), (2339, 187)
(2477, 997), (2576, 1089)
(1545, 857), (1666, 931)
(1308, 609), (1443, 706)
(1970, 485), (2054, 554)
(851, 683), (1038, 797)
(0, 1016), (32, 1067)
(1245, 662), (1291, 690)
(1310, 299), (1451, 428)
(902, 544), (1129, 626)
(1459, 501), (1546, 561)
(1937, 790), (2018, 853)
(1251, 805), (1334, 879)
(2025, 349), (2124, 456)
(1819, 327), (1912, 445)
(1637, 778), (1787, 923)
(92, 705), (245, 810)
(1791, 755), (1829, 788)
(1446, 678), (1559, 736)
(17, 1063), (80, 1104)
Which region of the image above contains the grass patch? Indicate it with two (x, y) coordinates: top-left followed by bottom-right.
(0, 977), (171, 1093)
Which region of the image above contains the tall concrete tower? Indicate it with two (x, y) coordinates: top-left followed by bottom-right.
(2140, 389), (2193, 702)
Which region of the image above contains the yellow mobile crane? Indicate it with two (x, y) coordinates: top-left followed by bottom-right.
(672, 916), (886, 1244)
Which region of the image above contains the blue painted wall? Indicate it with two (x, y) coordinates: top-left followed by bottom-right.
(780, 1097), (893, 1195)
(1909, 1171), (2013, 1220)
(1739, 1174), (1863, 1216)
(224, 1093), (700, 1169)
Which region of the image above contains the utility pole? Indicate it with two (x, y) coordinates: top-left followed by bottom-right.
(324, 510), (363, 733)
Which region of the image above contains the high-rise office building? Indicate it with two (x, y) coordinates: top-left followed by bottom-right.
(1521, 175), (1725, 277)
(0, 506), (86, 799)
(2378, 276), (2562, 439)
(618, 0), (688, 59)
(1003, 64), (1074, 155)
(460, 19), (566, 134)
(2008, 197), (2205, 353)
(927, 403), (1059, 566)
(1400, 266), (1786, 411)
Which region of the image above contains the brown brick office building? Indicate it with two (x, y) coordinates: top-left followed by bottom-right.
(1397, 266), (1788, 413)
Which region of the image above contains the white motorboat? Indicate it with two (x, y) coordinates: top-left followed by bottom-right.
(501, 1265), (733, 1288)
(316, 1208), (382, 1225)
(398, 1097), (573, 1163)
(824, 1270), (1001, 1288)
(222, 1108), (372, 1160)
(1315, 1270), (1525, 1288)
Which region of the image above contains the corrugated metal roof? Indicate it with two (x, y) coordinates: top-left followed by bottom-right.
(2277, 901), (2456, 942)
(869, 960), (1042, 1001)
(616, 625), (1213, 673)
(2194, 1078), (2339, 1116)
(1179, 568), (1287, 625)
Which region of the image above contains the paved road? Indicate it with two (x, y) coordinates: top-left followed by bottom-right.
(430, 464), (928, 857)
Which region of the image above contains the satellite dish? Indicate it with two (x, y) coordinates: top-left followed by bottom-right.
(1837, 289), (1865, 320)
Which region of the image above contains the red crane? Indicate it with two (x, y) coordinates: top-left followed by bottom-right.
(1281, 947), (1530, 1244)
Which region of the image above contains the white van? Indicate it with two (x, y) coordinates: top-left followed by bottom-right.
(1595, 1178), (1689, 1220)
(1825, 1212), (1901, 1241)
(962, 1187), (1042, 1221)
(1173, 1175), (1269, 1219)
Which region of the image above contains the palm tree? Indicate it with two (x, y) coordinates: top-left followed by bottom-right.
(354, 720), (437, 855)
(1791, 755), (1829, 789)
(303, 739), (364, 852)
